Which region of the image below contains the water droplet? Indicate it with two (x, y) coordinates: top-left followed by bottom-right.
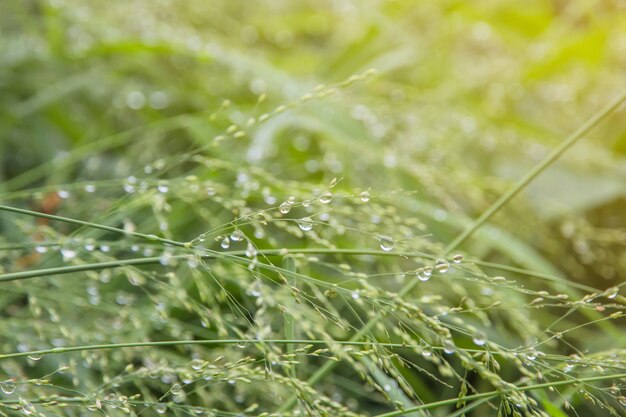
(378, 236), (394, 252)
(359, 191), (370, 202)
(0, 380), (16, 394)
(525, 348), (538, 361)
(34, 245), (48, 254)
(245, 243), (257, 258)
(472, 331), (487, 346)
(287, 196), (296, 204)
(84, 239), (96, 251)
(236, 342), (247, 349)
(170, 383), (183, 395)
(451, 254), (463, 264)
(157, 181), (169, 193)
(61, 246), (77, 261)
(190, 359), (204, 371)
(186, 256), (198, 269)
(351, 291), (360, 300)
(319, 191), (333, 204)
(443, 339), (456, 355)
(220, 238), (230, 249)
(606, 286), (619, 299)
(417, 267), (432, 282)
(84, 184), (96, 193)
(28, 354), (42, 361)
(421, 348), (433, 358)
(155, 403), (167, 414)
(279, 202), (291, 214)
(297, 217), (313, 231)
(230, 230), (244, 241)
(57, 190), (70, 199)
(302, 200), (311, 207)
(435, 259), (449, 273)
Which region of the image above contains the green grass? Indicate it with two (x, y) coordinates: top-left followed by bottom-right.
(1, 1), (626, 416)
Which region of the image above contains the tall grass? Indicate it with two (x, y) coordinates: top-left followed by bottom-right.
(1, 1), (626, 416)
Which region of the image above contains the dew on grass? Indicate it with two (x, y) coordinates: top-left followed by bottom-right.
(302, 199), (311, 207)
(287, 196), (296, 204)
(84, 239), (96, 251)
(417, 267), (432, 282)
(297, 217), (313, 231)
(359, 191), (370, 202)
(84, 184), (96, 193)
(171, 383), (183, 395)
(279, 202), (291, 214)
(451, 254), (463, 264)
(190, 359), (204, 371)
(57, 189), (70, 199)
(245, 243), (257, 258)
(61, 245), (77, 261)
(0, 379), (16, 395)
(606, 287), (619, 299)
(319, 191), (333, 204)
(230, 230), (244, 242)
(28, 354), (42, 361)
(443, 339), (456, 354)
(157, 181), (169, 193)
(34, 245), (48, 254)
(472, 331), (487, 346)
(155, 404), (167, 414)
(435, 259), (449, 273)
(220, 238), (230, 249)
(378, 236), (394, 252)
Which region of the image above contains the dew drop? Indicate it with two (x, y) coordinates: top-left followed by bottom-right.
(443, 339), (456, 355)
(61, 246), (77, 261)
(451, 254), (463, 264)
(170, 383), (183, 395)
(435, 259), (449, 273)
(378, 236), (394, 252)
(351, 291), (360, 300)
(157, 181), (169, 193)
(525, 348), (538, 361)
(302, 200), (311, 207)
(28, 354), (42, 361)
(155, 403), (167, 414)
(237, 342), (247, 349)
(606, 286), (619, 299)
(421, 348), (433, 358)
(297, 217), (313, 231)
(34, 245), (48, 254)
(220, 238), (230, 249)
(230, 230), (244, 242)
(287, 196), (296, 204)
(57, 190), (70, 199)
(190, 359), (204, 371)
(319, 191), (333, 204)
(417, 267), (433, 282)
(279, 202), (291, 214)
(84, 184), (96, 193)
(245, 243), (258, 258)
(359, 191), (370, 202)
(0, 379), (16, 395)
(472, 331), (487, 346)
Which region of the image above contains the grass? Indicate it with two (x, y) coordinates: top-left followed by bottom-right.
(1, 1), (626, 416)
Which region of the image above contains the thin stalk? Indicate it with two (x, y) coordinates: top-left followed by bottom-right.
(444, 90), (626, 254)
(278, 90), (626, 411)
(0, 339), (480, 360)
(373, 372), (626, 417)
(0, 203), (186, 248)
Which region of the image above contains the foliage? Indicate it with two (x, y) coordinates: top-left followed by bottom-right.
(1, 1), (626, 416)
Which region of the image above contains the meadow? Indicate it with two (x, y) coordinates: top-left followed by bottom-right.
(1, 1), (626, 416)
